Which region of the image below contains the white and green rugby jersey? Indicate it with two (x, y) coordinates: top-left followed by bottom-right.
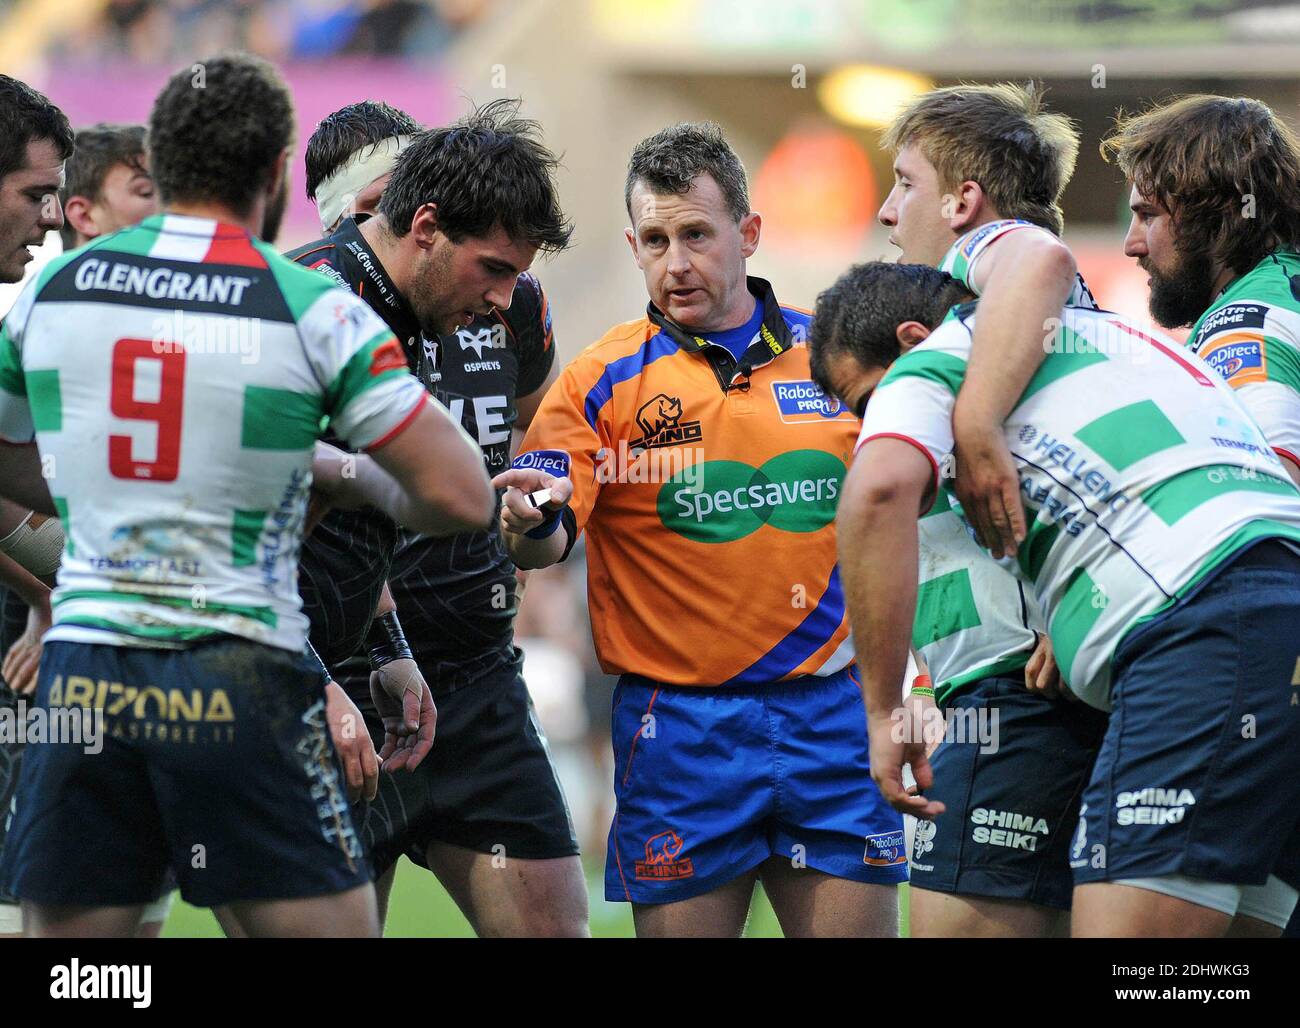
(940, 219), (1099, 311)
(908, 485), (1039, 705)
(1186, 250), (1300, 465)
(858, 302), (1300, 710)
(0, 214), (426, 652)
(898, 217), (1091, 700)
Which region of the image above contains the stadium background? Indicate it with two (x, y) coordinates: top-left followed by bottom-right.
(2, 0), (1298, 936)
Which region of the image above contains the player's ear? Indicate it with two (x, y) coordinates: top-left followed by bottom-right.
(739, 210), (761, 257)
(62, 195), (99, 241)
(411, 202), (440, 249)
(948, 180), (984, 232)
(268, 147), (290, 199)
(624, 226), (645, 270)
(896, 320), (931, 352)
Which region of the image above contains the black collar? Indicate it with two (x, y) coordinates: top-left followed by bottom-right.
(333, 217), (422, 348)
(646, 276), (796, 374)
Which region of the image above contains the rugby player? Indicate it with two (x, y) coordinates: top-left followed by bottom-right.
(0, 53), (495, 938)
(1101, 93), (1300, 936)
(288, 99), (587, 936)
(1, 119), (171, 939)
(305, 101), (419, 233)
(816, 260), (1300, 938)
(0, 73), (72, 940)
(497, 123), (906, 938)
(59, 124), (159, 252)
(868, 83), (1107, 937)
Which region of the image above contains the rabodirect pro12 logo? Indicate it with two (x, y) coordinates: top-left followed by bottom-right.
(771, 380), (854, 424)
(657, 449), (845, 543)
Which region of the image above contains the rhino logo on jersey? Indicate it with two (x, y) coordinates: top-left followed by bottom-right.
(636, 394), (684, 437)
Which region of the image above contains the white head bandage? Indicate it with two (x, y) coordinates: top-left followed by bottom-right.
(314, 134), (415, 233)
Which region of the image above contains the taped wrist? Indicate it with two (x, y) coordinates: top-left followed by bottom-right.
(0, 512), (64, 578)
(366, 610), (412, 670)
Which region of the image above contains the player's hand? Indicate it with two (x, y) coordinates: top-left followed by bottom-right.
(867, 706), (945, 820)
(908, 687), (946, 759)
(490, 469), (573, 536)
(324, 680), (379, 803)
(1, 600), (50, 696)
(952, 414), (1026, 559)
(1024, 632), (1074, 702)
(369, 657), (436, 773)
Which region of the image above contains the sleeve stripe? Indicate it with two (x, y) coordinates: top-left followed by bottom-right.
(1275, 446), (1300, 468)
(855, 431), (941, 515)
(364, 395), (425, 453)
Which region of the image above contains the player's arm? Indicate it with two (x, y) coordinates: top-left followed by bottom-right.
(0, 443), (55, 516)
(838, 437), (943, 819)
(312, 398), (494, 537)
(952, 229), (1076, 558)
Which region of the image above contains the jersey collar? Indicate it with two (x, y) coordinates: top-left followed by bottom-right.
(332, 216), (422, 349)
(646, 276), (796, 372)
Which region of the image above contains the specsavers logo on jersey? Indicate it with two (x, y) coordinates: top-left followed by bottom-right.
(657, 449), (844, 543)
(771, 380), (855, 424)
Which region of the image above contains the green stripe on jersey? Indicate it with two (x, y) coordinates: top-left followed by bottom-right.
(1050, 567), (1107, 689)
(92, 222), (162, 258)
(937, 652), (1033, 707)
(1019, 329), (1109, 404)
(1141, 465), (1298, 526)
(26, 369), (61, 431)
(879, 349), (967, 396)
(231, 509), (267, 566)
(241, 385), (323, 450)
(913, 567), (982, 647)
(53, 496), (72, 556)
(324, 330), (407, 414)
(256, 241), (340, 321)
(1263, 335), (1300, 393)
(57, 615), (229, 643)
(54, 589), (277, 627)
(921, 487), (955, 520)
(1075, 399), (1185, 471)
(0, 328), (23, 395)
(1017, 516), (1061, 583)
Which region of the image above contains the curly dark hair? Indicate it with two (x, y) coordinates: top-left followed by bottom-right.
(58, 124), (149, 248)
(810, 262), (972, 398)
(377, 98), (571, 252)
(1101, 95), (1300, 276)
(0, 74), (74, 183)
(304, 100), (422, 201)
(624, 122), (749, 225)
(148, 52), (295, 215)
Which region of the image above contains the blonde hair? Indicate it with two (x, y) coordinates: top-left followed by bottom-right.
(882, 82), (1078, 235)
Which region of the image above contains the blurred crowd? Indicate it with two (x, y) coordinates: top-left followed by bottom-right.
(49, 0), (491, 63)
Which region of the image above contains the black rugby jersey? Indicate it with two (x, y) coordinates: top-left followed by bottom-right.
(286, 218), (555, 682)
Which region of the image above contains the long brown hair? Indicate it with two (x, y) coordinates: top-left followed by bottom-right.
(1101, 95), (1300, 275)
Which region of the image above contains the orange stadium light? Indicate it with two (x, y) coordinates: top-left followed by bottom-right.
(817, 64), (934, 130)
(752, 125), (876, 254)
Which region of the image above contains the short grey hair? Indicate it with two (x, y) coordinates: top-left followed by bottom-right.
(625, 121), (750, 224)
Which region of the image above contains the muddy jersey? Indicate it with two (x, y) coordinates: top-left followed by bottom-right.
(0, 214), (424, 652)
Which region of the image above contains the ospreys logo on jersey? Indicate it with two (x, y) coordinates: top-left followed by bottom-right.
(629, 393), (703, 452)
(456, 325), (507, 372)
